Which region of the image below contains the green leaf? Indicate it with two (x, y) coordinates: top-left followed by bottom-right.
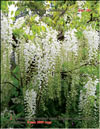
(8, 2), (13, 6)
(13, 66), (20, 74)
(11, 11), (14, 16)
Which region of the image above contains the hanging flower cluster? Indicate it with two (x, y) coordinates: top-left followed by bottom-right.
(13, 17), (25, 29)
(1, 12), (12, 75)
(24, 40), (36, 71)
(23, 22), (61, 87)
(79, 77), (99, 113)
(83, 27), (99, 60)
(36, 26), (61, 87)
(24, 89), (37, 118)
(63, 29), (78, 57)
(1, 11), (12, 43)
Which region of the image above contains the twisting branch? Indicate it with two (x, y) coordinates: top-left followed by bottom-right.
(11, 71), (19, 81)
(53, 7), (68, 22)
(60, 60), (99, 76)
(1, 81), (20, 91)
(87, 13), (100, 23)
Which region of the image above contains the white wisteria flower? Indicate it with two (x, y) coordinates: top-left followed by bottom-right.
(79, 77), (99, 111)
(1, 11), (12, 43)
(83, 27), (99, 60)
(24, 89), (37, 118)
(34, 15), (40, 22)
(13, 17), (25, 29)
(63, 29), (78, 57)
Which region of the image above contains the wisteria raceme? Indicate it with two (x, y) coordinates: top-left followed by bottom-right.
(63, 29), (78, 57)
(79, 77), (99, 112)
(13, 17), (25, 29)
(1, 12), (12, 43)
(35, 25), (61, 87)
(24, 40), (36, 71)
(83, 27), (99, 60)
(24, 89), (37, 118)
(1, 12), (13, 76)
